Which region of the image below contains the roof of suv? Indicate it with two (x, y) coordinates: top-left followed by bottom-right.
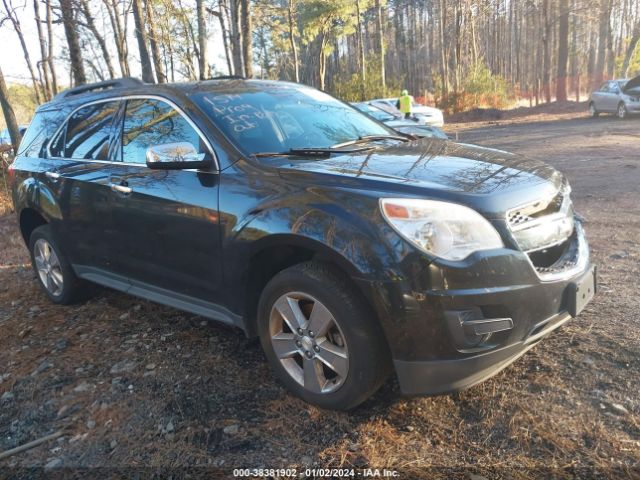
(44, 77), (302, 109)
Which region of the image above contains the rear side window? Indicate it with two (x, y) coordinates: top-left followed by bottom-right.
(62, 101), (120, 160)
(121, 98), (205, 164)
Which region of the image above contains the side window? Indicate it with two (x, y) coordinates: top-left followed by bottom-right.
(122, 99), (205, 164)
(599, 83), (609, 92)
(63, 101), (120, 160)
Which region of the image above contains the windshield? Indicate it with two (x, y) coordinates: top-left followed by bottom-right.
(192, 85), (393, 156)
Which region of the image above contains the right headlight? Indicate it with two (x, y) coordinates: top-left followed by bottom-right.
(380, 198), (504, 261)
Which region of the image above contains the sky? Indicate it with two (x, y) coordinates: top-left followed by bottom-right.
(0, 1), (228, 86)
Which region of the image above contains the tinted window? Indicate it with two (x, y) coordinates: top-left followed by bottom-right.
(191, 85), (392, 156)
(64, 101), (120, 160)
(122, 99), (205, 164)
(19, 110), (67, 158)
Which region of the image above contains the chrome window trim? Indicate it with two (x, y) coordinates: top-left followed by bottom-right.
(45, 94), (219, 171)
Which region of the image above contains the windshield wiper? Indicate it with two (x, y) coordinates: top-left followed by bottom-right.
(331, 134), (409, 149)
(253, 146), (373, 158)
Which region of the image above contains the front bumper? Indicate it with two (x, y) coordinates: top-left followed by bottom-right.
(355, 223), (595, 396)
(394, 311), (571, 395)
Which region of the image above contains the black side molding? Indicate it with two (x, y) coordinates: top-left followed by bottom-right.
(73, 265), (243, 329)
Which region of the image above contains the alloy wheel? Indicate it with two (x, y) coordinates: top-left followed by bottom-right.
(588, 103), (597, 117)
(269, 292), (349, 394)
(618, 104), (627, 119)
(34, 239), (64, 297)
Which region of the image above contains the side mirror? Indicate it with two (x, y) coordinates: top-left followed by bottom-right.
(145, 142), (212, 170)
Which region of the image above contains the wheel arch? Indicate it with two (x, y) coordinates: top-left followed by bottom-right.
(242, 234), (381, 338)
(19, 208), (48, 245)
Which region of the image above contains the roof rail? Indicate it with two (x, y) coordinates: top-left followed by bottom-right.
(53, 77), (144, 101)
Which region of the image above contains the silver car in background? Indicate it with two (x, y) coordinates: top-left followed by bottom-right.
(589, 76), (640, 119)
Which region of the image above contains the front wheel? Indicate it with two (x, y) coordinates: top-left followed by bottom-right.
(617, 102), (627, 119)
(257, 261), (391, 410)
(588, 102), (599, 118)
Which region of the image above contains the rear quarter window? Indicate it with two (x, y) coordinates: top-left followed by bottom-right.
(17, 109), (65, 158)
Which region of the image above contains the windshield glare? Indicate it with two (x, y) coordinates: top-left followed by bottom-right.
(192, 86), (392, 155)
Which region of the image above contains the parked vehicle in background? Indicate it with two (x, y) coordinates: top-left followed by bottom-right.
(352, 102), (448, 139)
(588, 76), (640, 119)
(0, 125), (29, 157)
(11, 78), (595, 410)
(376, 97), (444, 126)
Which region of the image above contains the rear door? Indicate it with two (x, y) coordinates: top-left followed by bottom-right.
(46, 100), (123, 273)
(108, 97), (223, 302)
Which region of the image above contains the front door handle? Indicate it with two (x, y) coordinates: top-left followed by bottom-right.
(110, 183), (132, 195)
(45, 171), (60, 180)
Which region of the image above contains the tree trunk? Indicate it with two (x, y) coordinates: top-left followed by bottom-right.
(241, 0), (253, 78)
(0, 67), (21, 152)
(542, 0), (551, 103)
(132, 0), (155, 83)
(355, 0), (366, 100)
(45, 0), (58, 94)
(146, 1), (166, 83)
(102, 0), (130, 77)
(622, 21), (640, 76)
(59, 0), (87, 85)
(556, 0), (569, 102)
(229, 0), (244, 76)
(375, 0), (385, 96)
(2, 0), (42, 102)
(287, 0), (299, 82)
(594, 0), (611, 86)
(196, 0), (209, 79)
(33, 0), (51, 100)
(79, 0), (116, 79)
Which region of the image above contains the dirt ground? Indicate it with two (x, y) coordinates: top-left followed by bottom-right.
(0, 107), (638, 479)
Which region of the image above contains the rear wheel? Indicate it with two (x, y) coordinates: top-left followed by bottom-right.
(588, 102), (599, 118)
(257, 261), (390, 410)
(617, 102), (627, 119)
(29, 225), (84, 304)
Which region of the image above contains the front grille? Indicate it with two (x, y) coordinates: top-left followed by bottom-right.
(505, 182), (586, 278)
(506, 189), (565, 230)
(505, 184), (574, 253)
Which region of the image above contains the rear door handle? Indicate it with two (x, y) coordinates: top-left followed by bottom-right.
(45, 171), (60, 180)
(110, 183), (132, 194)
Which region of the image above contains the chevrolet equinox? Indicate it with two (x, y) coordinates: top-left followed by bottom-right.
(10, 78), (596, 409)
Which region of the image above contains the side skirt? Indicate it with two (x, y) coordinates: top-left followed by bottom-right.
(73, 265), (244, 329)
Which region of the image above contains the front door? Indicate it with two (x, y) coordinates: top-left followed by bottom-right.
(108, 97), (223, 302)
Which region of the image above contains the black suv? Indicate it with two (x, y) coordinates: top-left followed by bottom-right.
(10, 78), (595, 409)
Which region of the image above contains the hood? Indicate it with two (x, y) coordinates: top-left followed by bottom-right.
(279, 138), (563, 218)
(623, 74), (640, 93)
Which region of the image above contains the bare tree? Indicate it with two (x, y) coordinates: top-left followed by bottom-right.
(59, 0), (87, 85)
(0, 66), (21, 152)
(556, 0), (569, 101)
(1, 0), (42, 102)
(132, 0), (155, 83)
(33, 0), (52, 100)
(196, 0), (209, 80)
(77, 0), (116, 79)
(45, 0), (58, 94)
(102, 0), (130, 77)
(146, 0), (166, 83)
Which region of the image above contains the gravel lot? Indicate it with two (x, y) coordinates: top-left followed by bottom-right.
(0, 110), (638, 479)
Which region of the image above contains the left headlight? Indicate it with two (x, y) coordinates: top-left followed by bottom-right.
(380, 198), (504, 261)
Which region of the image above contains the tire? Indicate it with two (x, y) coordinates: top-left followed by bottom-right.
(257, 261), (391, 410)
(29, 225), (84, 304)
(617, 102), (627, 119)
(588, 102), (599, 118)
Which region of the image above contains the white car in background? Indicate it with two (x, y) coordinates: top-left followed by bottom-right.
(376, 97), (444, 127)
